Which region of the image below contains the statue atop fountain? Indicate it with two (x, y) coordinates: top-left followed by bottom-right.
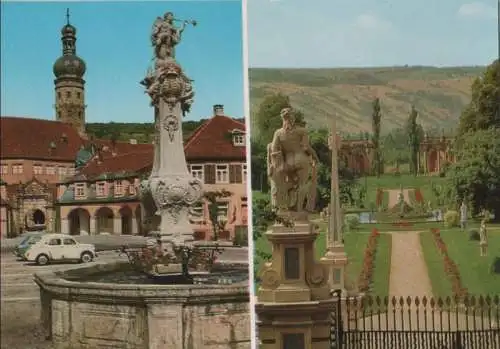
(139, 12), (201, 254)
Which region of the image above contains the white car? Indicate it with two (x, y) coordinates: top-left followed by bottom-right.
(23, 233), (97, 265)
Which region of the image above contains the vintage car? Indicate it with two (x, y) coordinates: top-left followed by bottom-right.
(14, 231), (47, 259)
(23, 233), (97, 265)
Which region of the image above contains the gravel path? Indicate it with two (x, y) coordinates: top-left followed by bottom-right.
(388, 231), (432, 298)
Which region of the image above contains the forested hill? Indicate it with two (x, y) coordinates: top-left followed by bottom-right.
(86, 118), (245, 143)
(249, 66), (485, 133)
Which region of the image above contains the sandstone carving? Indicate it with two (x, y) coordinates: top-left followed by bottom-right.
(268, 107), (319, 212)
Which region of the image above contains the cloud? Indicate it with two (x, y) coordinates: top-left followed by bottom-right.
(457, 2), (496, 19)
(354, 13), (393, 32)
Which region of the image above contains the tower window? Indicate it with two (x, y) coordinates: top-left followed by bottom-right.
(58, 111), (62, 119)
(66, 91), (71, 98)
(77, 92), (81, 99)
(58, 92), (61, 99)
(78, 111), (82, 117)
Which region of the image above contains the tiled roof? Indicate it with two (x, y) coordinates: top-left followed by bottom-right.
(80, 150), (153, 178)
(0, 117), (85, 161)
(74, 115), (246, 181)
(184, 115), (246, 160)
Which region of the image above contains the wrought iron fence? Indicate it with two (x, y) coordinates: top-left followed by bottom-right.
(330, 291), (500, 349)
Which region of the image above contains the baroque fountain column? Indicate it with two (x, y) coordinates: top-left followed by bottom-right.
(139, 12), (202, 249)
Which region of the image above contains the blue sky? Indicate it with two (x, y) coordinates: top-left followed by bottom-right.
(248, 0), (499, 67)
(1, 1), (244, 123)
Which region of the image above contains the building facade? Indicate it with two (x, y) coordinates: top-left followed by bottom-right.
(0, 17), (248, 241)
(57, 107), (247, 241)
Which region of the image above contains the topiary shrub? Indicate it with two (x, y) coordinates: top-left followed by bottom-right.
(491, 257), (500, 274)
(468, 229), (480, 241)
(344, 214), (360, 232)
(444, 210), (459, 228)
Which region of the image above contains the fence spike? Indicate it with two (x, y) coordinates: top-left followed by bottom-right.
(485, 295), (491, 305)
(493, 294), (499, 306)
(383, 296), (389, 306)
(430, 297), (436, 308)
(415, 296), (420, 307)
(478, 295), (484, 306)
(367, 295), (374, 306)
(391, 296), (397, 306)
(437, 297), (444, 307)
(445, 296), (451, 306)
(399, 296), (404, 307)
(422, 296), (428, 306)
(470, 295), (476, 306)
(406, 296), (412, 307)
(375, 295), (381, 306)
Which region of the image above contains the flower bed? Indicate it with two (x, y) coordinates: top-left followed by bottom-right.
(430, 228), (468, 298)
(357, 228), (381, 293)
(392, 220), (412, 228)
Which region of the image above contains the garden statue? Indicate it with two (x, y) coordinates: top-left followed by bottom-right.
(268, 107), (319, 213)
(398, 187), (405, 217)
(479, 219), (488, 257)
(460, 201), (468, 230)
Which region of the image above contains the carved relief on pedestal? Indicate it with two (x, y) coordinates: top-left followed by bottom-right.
(259, 263), (280, 290)
(306, 263), (327, 287)
(151, 177), (203, 224)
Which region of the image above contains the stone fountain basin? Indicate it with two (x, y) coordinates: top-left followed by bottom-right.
(34, 261), (251, 349)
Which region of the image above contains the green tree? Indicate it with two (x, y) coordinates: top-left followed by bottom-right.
(253, 93), (304, 145)
(406, 105), (420, 176)
(250, 139), (268, 192)
(371, 98), (383, 177)
(446, 128), (500, 221)
(458, 59), (500, 136)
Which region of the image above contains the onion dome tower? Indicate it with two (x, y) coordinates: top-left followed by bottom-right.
(53, 9), (87, 136)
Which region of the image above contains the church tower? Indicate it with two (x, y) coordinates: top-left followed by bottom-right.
(53, 10), (87, 136)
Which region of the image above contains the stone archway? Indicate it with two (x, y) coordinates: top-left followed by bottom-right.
(33, 209), (45, 225)
(428, 150), (438, 173)
(119, 206), (133, 235)
(95, 207), (114, 234)
(68, 208), (91, 235)
(355, 153), (367, 175)
(135, 205), (142, 236)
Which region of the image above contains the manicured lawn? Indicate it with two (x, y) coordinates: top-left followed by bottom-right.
(254, 229), (391, 297)
(441, 228), (500, 296)
(420, 230), (453, 298)
(364, 174), (447, 206)
(421, 227), (500, 297)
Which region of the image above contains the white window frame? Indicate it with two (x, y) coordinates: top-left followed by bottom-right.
(217, 201), (229, 221)
(75, 183), (86, 198)
(12, 164), (23, 174)
(189, 164), (204, 182)
(58, 166), (66, 176)
(0, 164), (8, 174)
(215, 164), (229, 184)
(96, 181), (106, 197)
(33, 164), (43, 175)
(114, 180), (124, 196)
(191, 201), (204, 223)
(46, 166), (55, 175)
(233, 133), (245, 146)
(242, 164), (247, 184)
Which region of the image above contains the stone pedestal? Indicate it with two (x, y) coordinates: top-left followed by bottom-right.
(256, 213), (336, 349)
(320, 247), (348, 295)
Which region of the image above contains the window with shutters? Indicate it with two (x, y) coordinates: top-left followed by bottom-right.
(75, 183), (86, 198)
(33, 164), (43, 175)
(190, 165), (204, 182)
(96, 182), (106, 197)
(242, 164), (247, 183)
(204, 164), (216, 184)
(216, 164), (229, 183)
(229, 164), (242, 183)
